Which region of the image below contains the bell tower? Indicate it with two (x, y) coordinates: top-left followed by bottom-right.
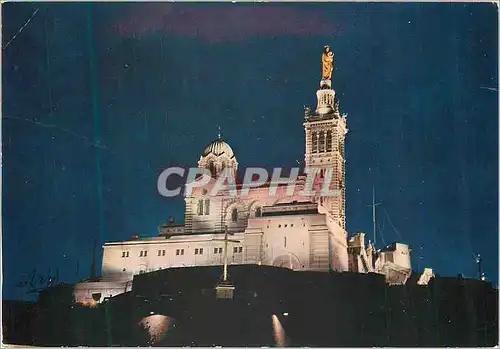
(303, 45), (347, 229)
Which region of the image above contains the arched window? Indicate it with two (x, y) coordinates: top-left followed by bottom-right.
(319, 131), (325, 152)
(326, 130), (332, 152)
(255, 207), (262, 217)
(208, 161), (216, 178)
(312, 132), (318, 153)
(197, 199), (204, 215)
(204, 199), (210, 215)
(231, 208), (238, 222)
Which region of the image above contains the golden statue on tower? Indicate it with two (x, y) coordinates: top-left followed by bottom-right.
(322, 45), (334, 80)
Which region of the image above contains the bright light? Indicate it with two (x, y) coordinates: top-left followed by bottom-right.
(139, 314), (172, 345)
(272, 314), (287, 347)
(282, 312), (289, 316)
(150, 311), (155, 315)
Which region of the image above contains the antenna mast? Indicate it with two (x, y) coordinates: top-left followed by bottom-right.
(373, 186), (376, 245)
(371, 185), (381, 246)
(476, 254), (485, 281)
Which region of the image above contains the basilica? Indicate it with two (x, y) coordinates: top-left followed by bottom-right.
(74, 46), (421, 306)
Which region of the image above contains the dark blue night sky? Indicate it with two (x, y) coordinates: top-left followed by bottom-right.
(3, 2), (498, 300)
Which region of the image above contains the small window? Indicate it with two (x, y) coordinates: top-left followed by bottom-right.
(162, 250), (165, 256)
(233, 247), (238, 253)
(255, 207), (262, 217)
(319, 131), (325, 152)
(285, 224), (288, 228)
(122, 251), (126, 258)
(200, 248), (203, 255)
(195, 248), (198, 255)
(278, 224), (281, 228)
(284, 237), (287, 248)
(158, 250), (162, 256)
(239, 247), (243, 253)
(205, 199), (210, 215)
(219, 247), (223, 254)
(214, 247), (218, 254)
(144, 251), (148, 257)
(176, 249), (180, 256)
(312, 131), (318, 153)
(140, 251), (143, 257)
(197, 199), (204, 215)
(181, 249), (184, 255)
(231, 208), (238, 222)
(326, 130), (332, 152)
(291, 224), (294, 227)
(126, 251), (129, 257)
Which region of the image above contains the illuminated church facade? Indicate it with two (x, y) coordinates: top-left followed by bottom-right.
(74, 46), (418, 305)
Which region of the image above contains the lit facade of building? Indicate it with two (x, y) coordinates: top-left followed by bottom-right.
(74, 47), (415, 305)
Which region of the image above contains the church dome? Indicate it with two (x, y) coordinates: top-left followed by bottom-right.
(201, 138), (235, 159)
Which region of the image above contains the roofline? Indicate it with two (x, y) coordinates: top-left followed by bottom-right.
(104, 231), (245, 246)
